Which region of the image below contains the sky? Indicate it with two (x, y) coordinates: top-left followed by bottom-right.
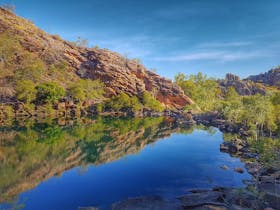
(1, 0), (280, 79)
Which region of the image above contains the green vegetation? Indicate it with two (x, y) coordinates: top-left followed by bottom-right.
(175, 72), (221, 111)
(175, 72), (280, 139)
(142, 91), (164, 112)
(15, 80), (37, 103)
(68, 79), (104, 102)
(248, 137), (280, 165)
(105, 91), (164, 113)
(106, 92), (142, 112)
(36, 82), (65, 104)
(219, 91), (278, 138)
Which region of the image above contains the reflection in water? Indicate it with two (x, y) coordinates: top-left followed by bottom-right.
(0, 117), (180, 202)
(0, 117), (249, 210)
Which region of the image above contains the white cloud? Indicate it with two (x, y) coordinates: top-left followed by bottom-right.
(197, 41), (252, 48)
(152, 50), (263, 62)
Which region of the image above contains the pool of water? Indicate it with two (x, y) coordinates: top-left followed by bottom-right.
(0, 117), (251, 210)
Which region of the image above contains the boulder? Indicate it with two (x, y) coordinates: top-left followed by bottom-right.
(245, 162), (263, 177)
(234, 167), (244, 174)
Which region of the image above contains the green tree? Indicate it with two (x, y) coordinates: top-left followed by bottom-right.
(242, 95), (277, 138)
(107, 92), (131, 111)
(225, 86), (239, 101)
(142, 91), (164, 112)
(36, 82), (65, 104)
(68, 79), (104, 102)
(175, 72), (221, 111)
(68, 86), (86, 102)
(15, 80), (37, 103)
(130, 96), (142, 112)
(15, 57), (45, 82)
(107, 93), (142, 112)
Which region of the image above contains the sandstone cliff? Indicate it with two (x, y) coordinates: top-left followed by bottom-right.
(247, 67), (280, 88)
(0, 7), (192, 108)
(219, 73), (267, 95)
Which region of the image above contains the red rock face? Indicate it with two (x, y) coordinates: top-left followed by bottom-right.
(75, 49), (193, 108)
(0, 7), (193, 108)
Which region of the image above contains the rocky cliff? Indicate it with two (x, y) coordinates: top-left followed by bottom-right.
(247, 67), (280, 88)
(219, 73), (267, 95)
(0, 7), (192, 108)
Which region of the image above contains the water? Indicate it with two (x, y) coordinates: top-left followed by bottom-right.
(0, 117), (251, 210)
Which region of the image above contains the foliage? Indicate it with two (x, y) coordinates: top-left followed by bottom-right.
(13, 52), (46, 83)
(0, 33), (23, 77)
(248, 137), (280, 164)
(15, 80), (37, 103)
(219, 93), (278, 138)
(142, 91), (164, 112)
(175, 72), (221, 111)
(96, 103), (104, 113)
(175, 72), (280, 138)
(68, 79), (104, 102)
(107, 92), (142, 112)
(130, 96), (142, 112)
(36, 82), (65, 104)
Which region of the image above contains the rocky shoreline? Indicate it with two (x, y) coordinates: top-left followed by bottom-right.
(78, 112), (280, 210)
(1, 108), (279, 209)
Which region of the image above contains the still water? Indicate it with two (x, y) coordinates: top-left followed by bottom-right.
(0, 117), (251, 210)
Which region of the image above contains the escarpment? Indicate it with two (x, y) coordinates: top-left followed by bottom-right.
(0, 7), (192, 108)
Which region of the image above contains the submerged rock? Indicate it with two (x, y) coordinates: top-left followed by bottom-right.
(178, 191), (225, 208)
(112, 195), (182, 210)
(220, 165), (229, 170)
(234, 167), (244, 174)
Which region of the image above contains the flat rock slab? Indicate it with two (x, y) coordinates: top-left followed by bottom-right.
(178, 191), (225, 208)
(259, 183), (280, 209)
(112, 195), (183, 210)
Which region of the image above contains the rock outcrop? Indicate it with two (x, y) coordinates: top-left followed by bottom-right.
(218, 73), (267, 95)
(0, 7), (192, 108)
(247, 67), (280, 88)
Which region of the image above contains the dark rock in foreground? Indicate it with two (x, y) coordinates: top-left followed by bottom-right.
(112, 196), (182, 210)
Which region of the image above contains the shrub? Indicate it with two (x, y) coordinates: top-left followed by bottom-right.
(142, 91), (164, 112)
(15, 80), (37, 103)
(107, 93), (142, 112)
(96, 103), (104, 113)
(15, 57), (45, 82)
(68, 79), (104, 102)
(36, 82), (65, 104)
(130, 96), (142, 112)
(107, 92), (131, 111)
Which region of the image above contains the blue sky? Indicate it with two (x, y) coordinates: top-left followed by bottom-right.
(2, 0), (280, 79)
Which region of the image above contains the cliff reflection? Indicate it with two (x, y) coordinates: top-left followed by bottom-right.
(0, 117), (213, 203)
